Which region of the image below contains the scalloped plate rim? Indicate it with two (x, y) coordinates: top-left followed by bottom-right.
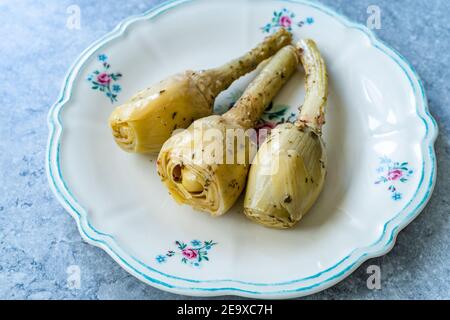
(46, 0), (438, 298)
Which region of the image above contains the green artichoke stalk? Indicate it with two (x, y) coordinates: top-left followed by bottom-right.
(244, 39), (329, 229)
(157, 45), (300, 216)
(109, 28), (292, 154)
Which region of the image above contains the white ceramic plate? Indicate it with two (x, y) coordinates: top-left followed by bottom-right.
(47, 0), (438, 299)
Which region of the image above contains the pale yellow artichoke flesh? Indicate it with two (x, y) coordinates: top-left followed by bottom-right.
(110, 73), (211, 154)
(157, 115), (252, 215)
(109, 28), (293, 154)
(244, 123), (326, 228)
(244, 39), (329, 229)
(157, 45), (300, 216)
(296, 39), (328, 131)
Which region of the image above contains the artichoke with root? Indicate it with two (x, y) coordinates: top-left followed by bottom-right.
(244, 39), (329, 229)
(109, 28), (292, 154)
(157, 45), (300, 216)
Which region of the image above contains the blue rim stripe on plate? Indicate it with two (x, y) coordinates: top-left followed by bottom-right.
(46, 0), (438, 297)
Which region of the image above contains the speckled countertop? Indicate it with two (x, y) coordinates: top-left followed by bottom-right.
(0, 0), (448, 300)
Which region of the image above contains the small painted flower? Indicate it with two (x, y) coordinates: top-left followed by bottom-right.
(392, 192), (402, 201)
(262, 8), (311, 33)
(97, 73), (111, 85)
(87, 54), (122, 103)
(156, 255), (166, 263)
(191, 240), (201, 247)
(279, 15), (292, 28)
(157, 240), (217, 267)
(374, 157), (412, 201)
(181, 248), (198, 260)
(387, 169), (403, 181)
(112, 84), (122, 93)
(263, 7), (315, 32)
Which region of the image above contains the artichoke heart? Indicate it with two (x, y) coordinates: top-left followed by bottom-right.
(244, 123), (326, 228)
(110, 73), (210, 154)
(157, 115), (252, 216)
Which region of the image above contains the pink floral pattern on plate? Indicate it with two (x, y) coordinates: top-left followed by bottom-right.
(156, 240), (217, 267)
(375, 156), (413, 201)
(87, 54), (122, 103)
(262, 8), (314, 33)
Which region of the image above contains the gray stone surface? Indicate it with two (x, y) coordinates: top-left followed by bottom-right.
(0, 0), (448, 300)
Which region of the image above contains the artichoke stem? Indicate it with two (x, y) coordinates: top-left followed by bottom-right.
(109, 29), (293, 154)
(243, 39), (329, 229)
(192, 28), (292, 103)
(295, 39), (328, 133)
(223, 45), (300, 129)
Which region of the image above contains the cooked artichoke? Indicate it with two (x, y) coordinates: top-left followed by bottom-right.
(157, 45), (300, 216)
(244, 39), (329, 228)
(244, 123), (326, 228)
(109, 28), (292, 154)
(157, 115), (250, 214)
